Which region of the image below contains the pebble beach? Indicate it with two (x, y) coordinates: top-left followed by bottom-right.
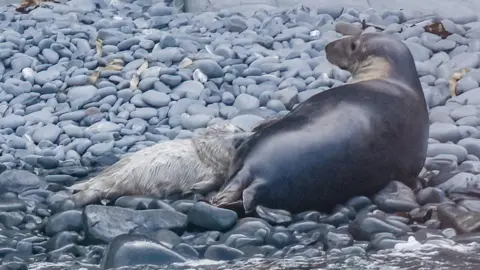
(2, 0), (480, 269)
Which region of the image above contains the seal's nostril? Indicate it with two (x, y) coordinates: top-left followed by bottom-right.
(351, 42), (356, 51)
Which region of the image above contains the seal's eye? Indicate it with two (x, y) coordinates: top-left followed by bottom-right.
(351, 42), (356, 51)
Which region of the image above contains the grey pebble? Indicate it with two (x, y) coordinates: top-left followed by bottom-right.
(180, 114), (212, 130)
(0, 114), (26, 129)
(429, 123), (461, 143)
(142, 90), (171, 108)
(233, 94), (260, 111)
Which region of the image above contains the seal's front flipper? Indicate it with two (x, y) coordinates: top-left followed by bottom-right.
(211, 166), (253, 208)
(242, 180), (267, 214)
(189, 178), (223, 195)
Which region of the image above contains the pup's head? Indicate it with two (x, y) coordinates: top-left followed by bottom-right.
(193, 122), (253, 172)
(202, 122), (245, 135)
(201, 122), (251, 150)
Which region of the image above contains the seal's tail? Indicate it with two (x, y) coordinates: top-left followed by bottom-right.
(66, 179), (100, 207)
(68, 174), (126, 207)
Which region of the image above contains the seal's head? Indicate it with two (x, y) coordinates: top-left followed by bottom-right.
(192, 122), (253, 175)
(199, 122), (250, 149)
(325, 22), (421, 90)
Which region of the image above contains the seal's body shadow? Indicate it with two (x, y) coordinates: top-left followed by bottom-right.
(211, 24), (429, 215)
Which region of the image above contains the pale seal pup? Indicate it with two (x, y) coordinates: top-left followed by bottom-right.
(210, 23), (430, 214)
(70, 122), (253, 207)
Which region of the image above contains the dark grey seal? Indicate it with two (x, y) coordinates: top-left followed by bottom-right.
(211, 23), (430, 214)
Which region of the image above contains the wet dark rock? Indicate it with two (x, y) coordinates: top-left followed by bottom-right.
(437, 203), (480, 233)
(424, 154), (458, 172)
(288, 221), (326, 233)
(456, 196), (480, 213)
(324, 232), (354, 250)
(45, 231), (81, 252)
(294, 211), (327, 222)
(203, 244), (244, 261)
(459, 160), (480, 174)
(152, 229), (182, 249)
(0, 164), (7, 174)
(434, 172), (480, 194)
(426, 171), (462, 188)
(114, 196), (162, 210)
(451, 232), (480, 243)
(44, 210), (83, 237)
(223, 233), (264, 250)
(345, 196), (372, 211)
(0, 211), (25, 227)
(416, 187), (448, 205)
(44, 175), (77, 186)
(0, 197), (27, 212)
(368, 233), (407, 251)
(349, 211), (412, 241)
(266, 229), (295, 249)
(0, 261), (28, 270)
(255, 205), (292, 225)
(37, 156), (60, 169)
(219, 218), (272, 243)
(412, 228), (444, 242)
(173, 243), (199, 260)
(238, 244), (266, 257)
(373, 181), (420, 213)
(341, 245), (366, 256)
(321, 206), (353, 227)
(101, 234), (186, 269)
(82, 245), (105, 265)
(297, 224), (336, 247)
(51, 166), (89, 178)
(187, 202), (238, 231)
(0, 170), (44, 193)
(184, 231), (220, 254)
(83, 205), (187, 243)
(46, 243), (85, 262)
(171, 200), (195, 214)
(284, 244), (321, 258)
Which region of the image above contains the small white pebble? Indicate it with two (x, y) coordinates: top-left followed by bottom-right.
(193, 69), (208, 83)
(22, 67), (35, 80)
(310, 30), (320, 37)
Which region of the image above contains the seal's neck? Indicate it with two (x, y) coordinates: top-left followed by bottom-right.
(348, 56), (391, 84)
(348, 56), (423, 94)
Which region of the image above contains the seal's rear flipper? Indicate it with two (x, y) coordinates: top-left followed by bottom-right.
(71, 190), (102, 208)
(211, 166), (253, 207)
(68, 181), (91, 193)
(216, 200), (245, 212)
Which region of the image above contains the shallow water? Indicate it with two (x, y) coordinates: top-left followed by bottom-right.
(29, 238), (480, 270)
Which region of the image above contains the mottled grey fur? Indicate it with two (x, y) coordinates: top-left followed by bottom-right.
(70, 123), (253, 207)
